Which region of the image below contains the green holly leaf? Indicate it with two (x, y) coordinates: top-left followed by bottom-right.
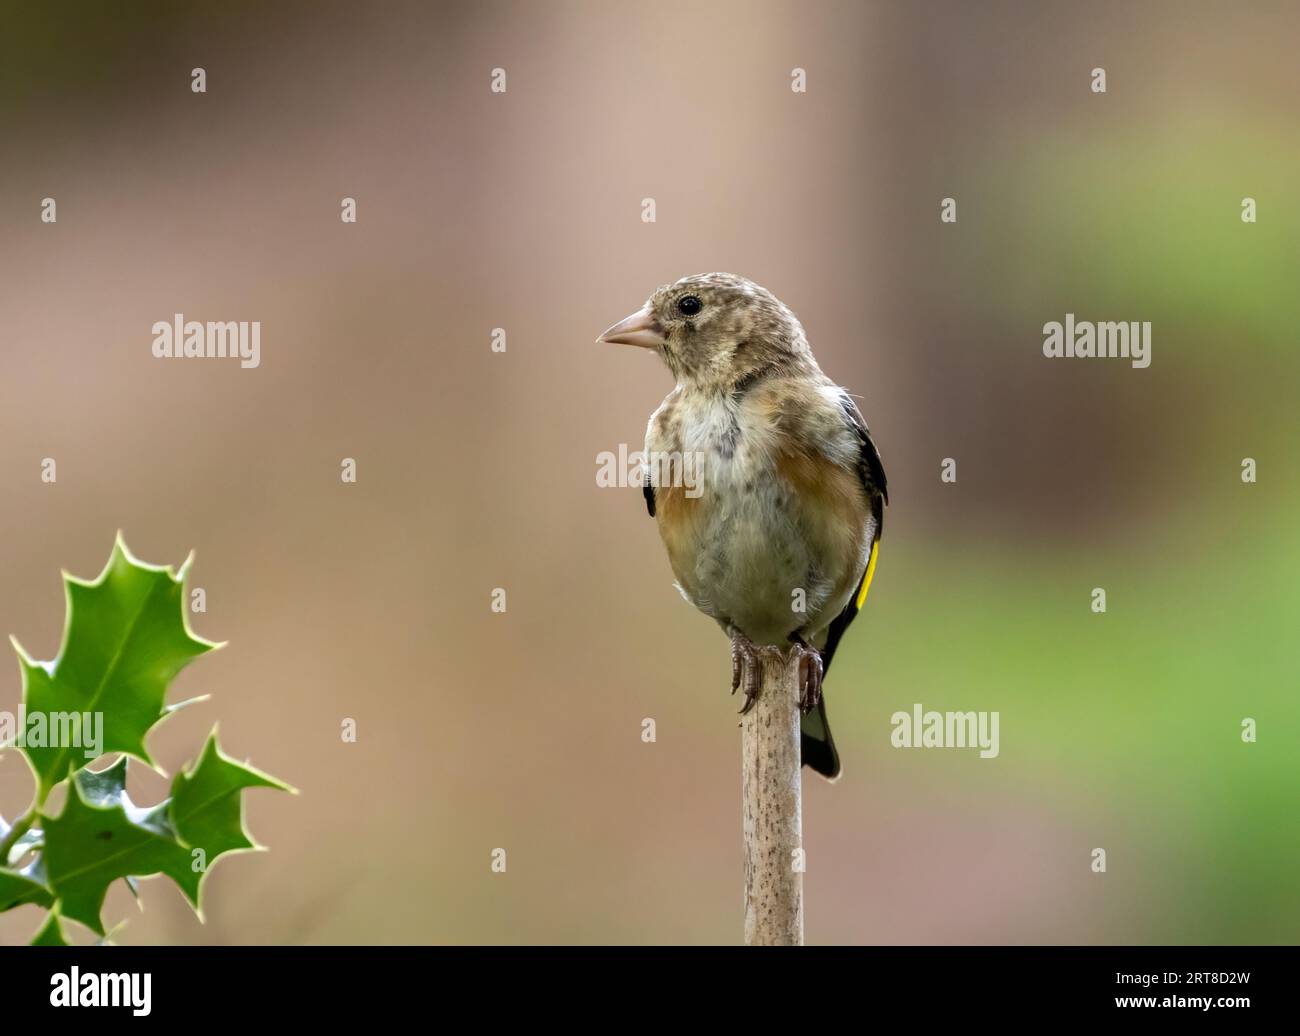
(3, 537), (292, 942)
(31, 907), (69, 946)
(9, 534), (221, 796)
(170, 728), (296, 859)
(39, 764), (199, 936)
(39, 745), (292, 936)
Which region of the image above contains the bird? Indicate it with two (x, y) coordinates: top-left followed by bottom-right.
(598, 273), (887, 780)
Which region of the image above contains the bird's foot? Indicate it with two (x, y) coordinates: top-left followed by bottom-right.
(790, 637), (824, 714)
(730, 629), (784, 716)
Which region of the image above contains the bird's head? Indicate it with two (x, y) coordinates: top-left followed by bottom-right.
(598, 273), (813, 389)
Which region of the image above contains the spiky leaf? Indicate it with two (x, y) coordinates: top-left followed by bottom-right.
(38, 743), (291, 935)
(170, 729), (295, 858)
(39, 765), (199, 935)
(9, 535), (219, 795)
(2, 537), (292, 942)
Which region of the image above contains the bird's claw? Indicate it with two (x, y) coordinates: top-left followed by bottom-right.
(792, 640), (824, 714)
(730, 630), (803, 717)
(731, 631), (768, 715)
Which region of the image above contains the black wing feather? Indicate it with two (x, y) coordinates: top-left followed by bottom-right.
(821, 393), (887, 677)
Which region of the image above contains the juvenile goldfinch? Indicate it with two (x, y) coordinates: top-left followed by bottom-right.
(599, 273), (887, 780)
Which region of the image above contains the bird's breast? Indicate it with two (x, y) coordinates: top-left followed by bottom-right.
(645, 389), (867, 644)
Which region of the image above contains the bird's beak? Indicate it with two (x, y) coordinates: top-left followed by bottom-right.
(597, 304), (664, 349)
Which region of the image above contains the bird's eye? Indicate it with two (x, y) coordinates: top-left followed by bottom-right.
(677, 295), (702, 316)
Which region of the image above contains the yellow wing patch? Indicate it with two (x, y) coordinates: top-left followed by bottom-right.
(855, 537), (880, 610)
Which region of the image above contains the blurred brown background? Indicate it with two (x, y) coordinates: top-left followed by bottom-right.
(2, 1), (1298, 944)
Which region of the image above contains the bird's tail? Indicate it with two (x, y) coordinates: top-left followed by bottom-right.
(801, 523), (882, 782)
(801, 695), (841, 781)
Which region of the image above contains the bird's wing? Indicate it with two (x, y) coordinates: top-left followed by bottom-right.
(802, 393), (888, 780)
(643, 481), (655, 517)
(841, 392), (888, 509)
(819, 392), (887, 673)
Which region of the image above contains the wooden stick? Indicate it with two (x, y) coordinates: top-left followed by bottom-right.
(741, 646), (804, 946)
